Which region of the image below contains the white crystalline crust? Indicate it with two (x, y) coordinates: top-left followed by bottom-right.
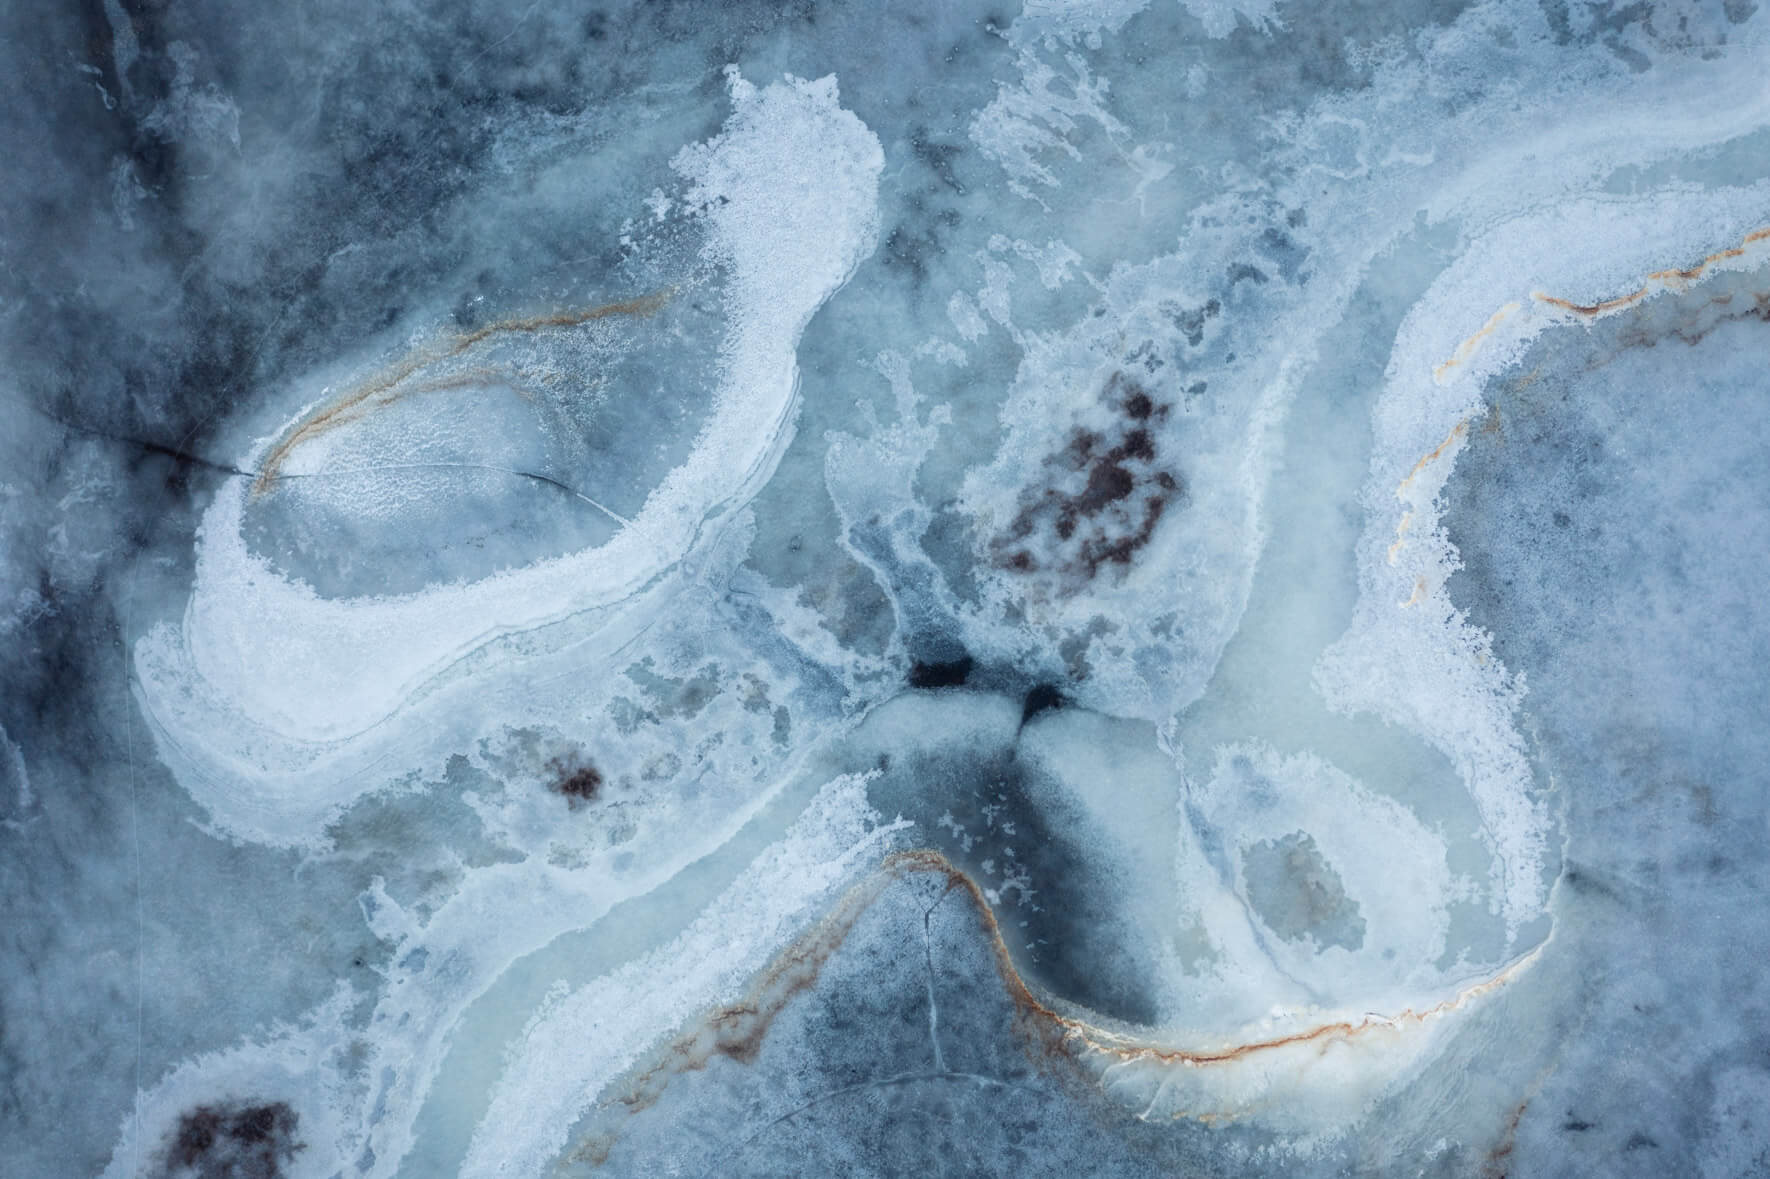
(131, 71), (883, 847)
(945, 0), (1770, 947)
(108, 71), (888, 1179)
(98, 777), (901, 1179)
(805, 0), (1770, 1136)
(948, 247), (1289, 718)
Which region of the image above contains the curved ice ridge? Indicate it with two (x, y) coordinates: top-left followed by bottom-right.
(131, 71), (884, 846)
(1319, 186), (1770, 931)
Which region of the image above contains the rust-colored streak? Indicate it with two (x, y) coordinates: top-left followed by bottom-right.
(599, 848), (1540, 1136)
(251, 290), (672, 493)
(610, 861), (915, 1115)
(1387, 510), (1414, 566)
(1434, 301), (1521, 383)
(1481, 1060), (1560, 1178)
(1531, 224), (1770, 319)
(1482, 1096), (1529, 1179)
(1396, 419), (1470, 500)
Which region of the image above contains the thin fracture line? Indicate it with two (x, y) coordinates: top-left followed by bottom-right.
(922, 909), (945, 1073)
(266, 462), (633, 528)
(469, 0), (543, 63)
(920, 880), (960, 1075)
(9, 395), (637, 530)
(121, 566), (144, 1173)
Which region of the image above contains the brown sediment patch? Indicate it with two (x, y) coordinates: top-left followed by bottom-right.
(990, 371), (1184, 586)
(162, 1100), (304, 1177)
(547, 755), (604, 809)
(251, 290), (672, 493)
(1530, 224), (1770, 320)
(595, 847), (1542, 1147)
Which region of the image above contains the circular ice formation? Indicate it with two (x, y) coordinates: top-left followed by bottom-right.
(133, 71), (883, 846)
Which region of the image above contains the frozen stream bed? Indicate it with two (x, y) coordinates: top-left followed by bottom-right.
(3, 1), (1770, 1175)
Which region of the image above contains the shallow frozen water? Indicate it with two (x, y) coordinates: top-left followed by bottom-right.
(3, 0), (1770, 1175)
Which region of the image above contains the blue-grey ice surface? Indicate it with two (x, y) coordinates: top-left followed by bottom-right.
(3, 0), (1770, 1175)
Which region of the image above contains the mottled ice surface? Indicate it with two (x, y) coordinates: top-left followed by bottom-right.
(3, 0), (1769, 1175)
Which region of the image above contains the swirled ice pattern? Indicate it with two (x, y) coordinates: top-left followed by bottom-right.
(4, 0), (1770, 1175)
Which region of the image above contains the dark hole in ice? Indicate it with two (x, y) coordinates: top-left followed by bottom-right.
(1021, 684), (1065, 724)
(548, 755), (603, 809)
(908, 655), (974, 689)
(162, 1100), (302, 1178)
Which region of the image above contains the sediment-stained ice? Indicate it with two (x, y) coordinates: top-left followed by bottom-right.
(6, 0), (1770, 1176)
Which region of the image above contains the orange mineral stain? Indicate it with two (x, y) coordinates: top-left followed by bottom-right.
(595, 847), (1540, 1144)
(1434, 301), (1520, 383)
(252, 291), (672, 493)
(1531, 224), (1770, 320)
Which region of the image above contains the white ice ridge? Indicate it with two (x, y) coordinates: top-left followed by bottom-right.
(460, 775), (906, 1179)
(131, 71), (883, 846)
(1318, 183), (1770, 934)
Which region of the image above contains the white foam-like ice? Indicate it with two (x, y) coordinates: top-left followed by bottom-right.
(131, 71), (883, 846)
(941, 244), (1291, 724)
(105, 71), (885, 1178)
(818, 2), (1770, 1133)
